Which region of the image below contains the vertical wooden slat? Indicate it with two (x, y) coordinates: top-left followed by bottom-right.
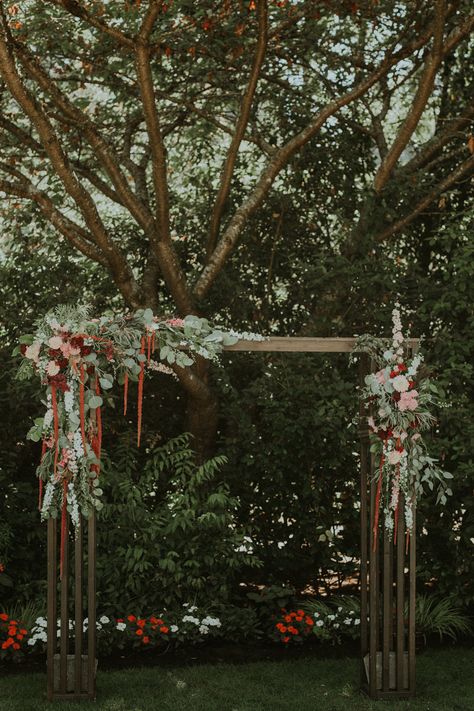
(59, 513), (69, 694)
(382, 522), (391, 690)
(47, 518), (57, 702)
(396, 492), (405, 689)
(359, 356), (369, 687)
(368, 457), (378, 697)
(408, 505), (416, 692)
(87, 511), (97, 700)
(75, 516), (83, 694)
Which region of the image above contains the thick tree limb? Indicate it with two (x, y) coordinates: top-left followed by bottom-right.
(206, 0), (268, 258)
(0, 28), (140, 306)
(46, 0), (135, 48)
(13, 43), (156, 234)
(376, 155), (474, 242)
(398, 103), (474, 177)
(135, 3), (194, 314)
(374, 0), (447, 192)
(0, 173), (108, 266)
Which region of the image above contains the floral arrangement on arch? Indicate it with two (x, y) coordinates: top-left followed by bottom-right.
(16, 305), (262, 574)
(354, 306), (452, 549)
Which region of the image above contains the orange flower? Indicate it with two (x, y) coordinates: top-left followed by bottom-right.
(7, 627), (16, 636)
(20, 629), (27, 635)
(16, 634), (24, 641)
(142, 636), (150, 644)
(13, 643), (20, 650)
(156, 619), (164, 625)
(297, 609), (304, 616)
(135, 629), (143, 636)
(279, 625), (287, 633)
(127, 615), (136, 622)
(0, 613), (8, 621)
(295, 616), (303, 622)
(137, 619), (146, 628)
(1, 642), (8, 649)
(305, 617), (314, 626)
(149, 616), (158, 625)
(284, 615), (292, 623)
(282, 636), (290, 643)
(160, 626), (169, 634)
(288, 626), (298, 635)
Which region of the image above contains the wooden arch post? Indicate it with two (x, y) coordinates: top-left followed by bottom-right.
(45, 336), (417, 702)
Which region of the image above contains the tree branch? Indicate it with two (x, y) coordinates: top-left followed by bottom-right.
(0, 172), (108, 266)
(13, 42), (156, 234)
(46, 0), (135, 49)
(193, 23), (438, 300)
(135, 2), (194, 314)
(376, 155), (474, 242)
(0, 25), (140, 306)
(206, 0), (268, 258)
(374, 0), (447, 192)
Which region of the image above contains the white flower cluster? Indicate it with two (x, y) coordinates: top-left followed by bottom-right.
(181, 604), (221, 635)
(311, 608), (361, 635)
(67, 482), (80, 529)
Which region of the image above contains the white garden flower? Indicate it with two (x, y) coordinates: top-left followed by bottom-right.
(182, 615), (200, 625)
(199, 625), (209, 634)
(116, 622), (126, 632)
(315, 620), (324, 627)
(170, 625), (179, 633)
(99, 616), (110, 625)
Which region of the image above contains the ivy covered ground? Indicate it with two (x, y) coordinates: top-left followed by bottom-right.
(1, 648), (473, 711)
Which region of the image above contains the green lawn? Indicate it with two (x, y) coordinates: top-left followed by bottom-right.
(1, 648), (473, 710)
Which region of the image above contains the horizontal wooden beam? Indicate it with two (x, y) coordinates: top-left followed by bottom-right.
(224, 337), (419, 353)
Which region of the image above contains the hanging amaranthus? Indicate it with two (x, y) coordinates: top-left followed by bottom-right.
(353, 306), (453, 550)
(16, 306), (264, 576)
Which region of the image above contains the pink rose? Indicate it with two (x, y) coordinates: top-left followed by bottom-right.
(60, 342), (72, 357)
(375, 369), (386, 385)
(48, 336), (63, 350)
(166, 318), (185, 327)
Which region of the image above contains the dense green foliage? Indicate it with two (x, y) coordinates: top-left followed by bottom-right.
(0, 0), (473, 624)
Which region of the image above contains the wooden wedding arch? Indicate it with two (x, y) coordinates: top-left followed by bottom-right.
(46, 336), (418, 702)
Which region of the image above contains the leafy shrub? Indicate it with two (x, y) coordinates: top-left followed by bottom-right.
(412, 595), (472, 643)
(97, 434), (262, 612)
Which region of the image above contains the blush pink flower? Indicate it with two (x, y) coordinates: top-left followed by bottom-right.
(48, 336), (63, 350)
(375, 369), (386, 385)
(166, 318), (185, 327)
(398, 390), (419, 411)
(46, 361), (60, 376)
(25, 342), (41, 362)
(388, 450), (403, 465)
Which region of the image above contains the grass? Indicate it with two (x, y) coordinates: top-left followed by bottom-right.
(1, 647), (473, 710)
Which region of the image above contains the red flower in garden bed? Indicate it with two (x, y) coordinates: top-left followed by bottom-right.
(273, 609), (315, 644)
(118, 615), (171, 647)
(0, 613), (29, 658)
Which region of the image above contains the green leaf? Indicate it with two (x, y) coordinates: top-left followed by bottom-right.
(89, 395), (103, 409)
